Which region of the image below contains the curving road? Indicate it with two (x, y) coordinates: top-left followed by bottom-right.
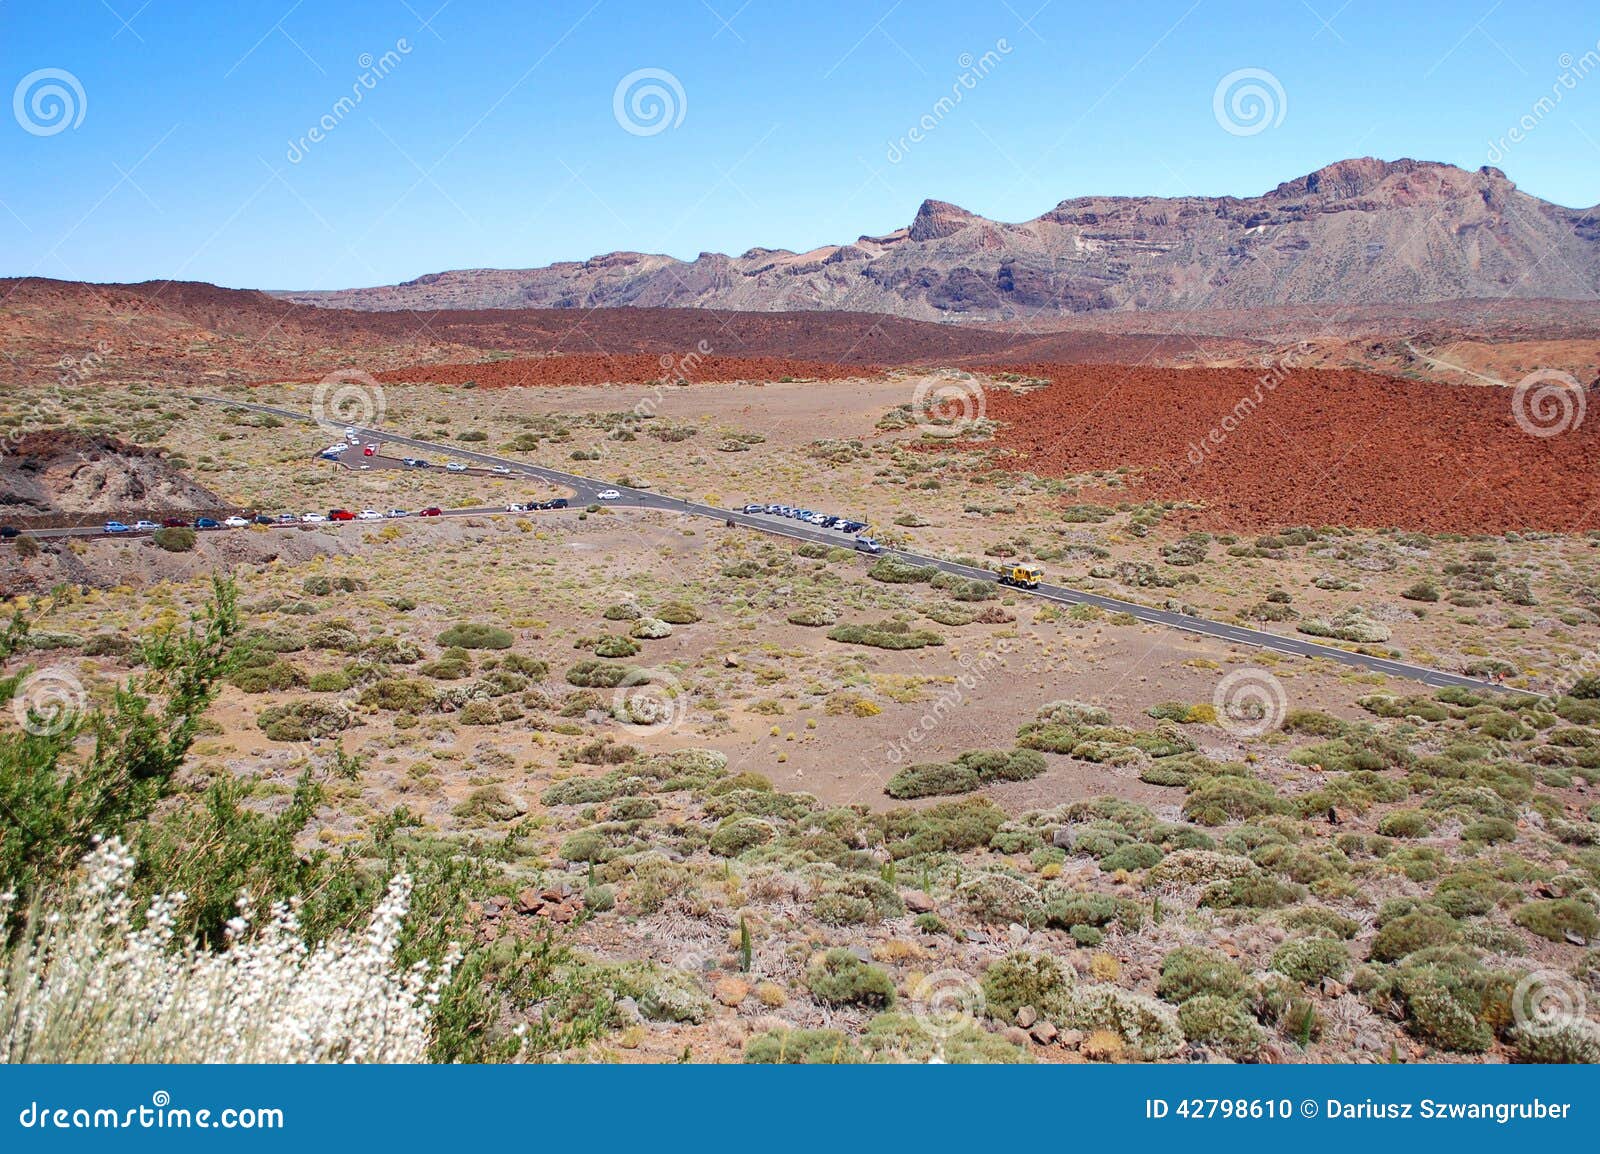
(49, 394), (1502, 693)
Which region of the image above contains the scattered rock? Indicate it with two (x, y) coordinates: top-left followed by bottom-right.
(1002, 1026), (1031, 1048)
(714, 977), (750, 1007)
(1016, 1005), (1038, 1029)
(1029, 1020), (1059, 1046)
(902, 889), (936, 914)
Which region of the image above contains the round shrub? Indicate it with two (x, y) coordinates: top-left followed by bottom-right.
(980, 951), (1070, 1022)
(1270, 937), (1351, 985)
(436, 623), (515, 650)
(806, 950), (895, 1009)
(1177, 995), (1262, 1060)
(152, 526), (196, 552)
(1157, 946), (1247, 1004)
(885, 761), (980, 799)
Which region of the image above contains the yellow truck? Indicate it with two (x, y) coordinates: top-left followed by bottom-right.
(995, 563), (1043, 589)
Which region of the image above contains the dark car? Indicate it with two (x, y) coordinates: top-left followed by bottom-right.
(549, 498), (568, 509)
(194, 517), (221, 529)
(0, 526), (19, 539)
(419, 507), (442, 517)
(253, 514), (276, 525)
(328, 509), (356, 521)
(163, 517), (187, 528)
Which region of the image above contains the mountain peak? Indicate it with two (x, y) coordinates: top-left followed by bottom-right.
(908, 199), (979, 242)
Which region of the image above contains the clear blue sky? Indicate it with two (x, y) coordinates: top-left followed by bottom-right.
(2, 0), (1596, 289)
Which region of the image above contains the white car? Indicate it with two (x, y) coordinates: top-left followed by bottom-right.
(223, 516), (250, 528)
(505, 503), (524, 512)
(490, 465), (511, 475)
(300, 512), (326, 523)
(385, 509), (409, 519)
(446, 462), (468, 473)
(596, 489), (622, 500)
(357, 509), (384, 521)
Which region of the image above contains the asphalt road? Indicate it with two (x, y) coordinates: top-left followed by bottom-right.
(44, 393), (1506, 693)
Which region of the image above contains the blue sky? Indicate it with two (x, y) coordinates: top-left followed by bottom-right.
(2, 0), (1596, 289)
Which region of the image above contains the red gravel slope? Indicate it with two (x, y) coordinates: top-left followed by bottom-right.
(978, 363), (1600, 532)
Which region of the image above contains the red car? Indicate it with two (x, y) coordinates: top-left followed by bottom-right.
(363, 445), (376, 456)
(162, 517), (187, 528)
(419, 507), (442, 517)
(328, 509), (356, 521)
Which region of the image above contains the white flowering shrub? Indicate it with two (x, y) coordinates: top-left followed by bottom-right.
(0, 839), (458, 1063)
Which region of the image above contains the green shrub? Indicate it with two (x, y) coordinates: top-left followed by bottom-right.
(1371, 911), (1459, 961)
(565, 659), (634, 688)
(980, 951), (1070, 1022)
(1376, 809), (1431, 838)
(827, 620), (944, 650)
(743, 1028), (861, 1064)
(1200, 872), (1304, 910)
(436, 623), (515, 650)
(1512, 898), (1600, 943)
(1177, 995), (1261, 1060)
(152, 526), (196, 552)
(1270, 938), (1350, 985)
(885, 761), (980, 799)
(594, 634), (641, 658)
(708, 816), (774, 858)
(1157, 946), (1247, 1004)
(656, 601), (701, 624)
(806, 949), (895, 1009)
(256, 699), (356, 742)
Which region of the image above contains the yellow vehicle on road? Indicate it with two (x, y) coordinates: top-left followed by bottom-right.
(995, 563), (1043, 589)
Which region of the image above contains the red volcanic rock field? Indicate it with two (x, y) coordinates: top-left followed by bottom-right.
(373, 354), (878, 388)
(979, 364), (1600, 533)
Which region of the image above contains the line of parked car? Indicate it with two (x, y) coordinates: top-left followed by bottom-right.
(740, 503), (882, 553)
(504, 498), (570, 512)
(104, 508), (446, 534)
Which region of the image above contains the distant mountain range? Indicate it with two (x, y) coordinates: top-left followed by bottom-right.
(277, 158), (1599, 319)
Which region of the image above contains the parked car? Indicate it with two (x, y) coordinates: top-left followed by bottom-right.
(596, 489), (621, 500)
(194, 517), (221, 530)
(357, 509), (384, 521)
(363, 444), (377, 456)
(820, 515), (841, 528)
(329, 509), (356, 522)
(419, 507), (442, 517)
(163, 517), (187, 528)
(0, 526), (19, 539)
(104, 521), (131, 534)
(742, 503), (764, 514)
(854, 536), (883, 554)
(254, 514), (276, 525)
(223, 515), (250, 528)
(318, 451), (343, 462)
(549, 498), (569, 509)
(345, 431), (360, 444)
(490, 465), (511, 475)
(505, 503), (525, 512)
(408, 458), (430, 468)
(300, 512), (326, 523)
(385, 509), (409, 519)
(277, 513), (297, 524)
(445, 462), (468, 473)
(133, 520), (160, 532)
